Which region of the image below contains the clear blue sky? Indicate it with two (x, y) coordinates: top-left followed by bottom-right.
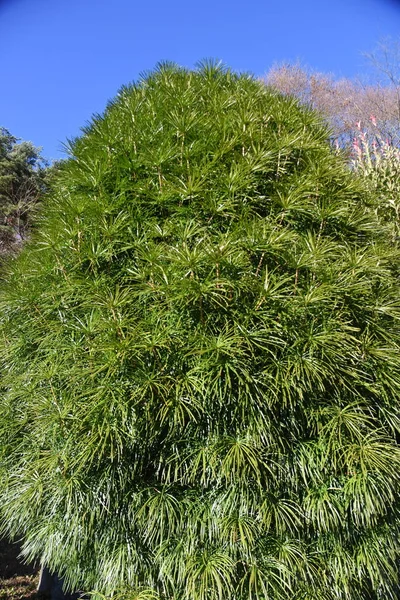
(1, 0), (400, 161)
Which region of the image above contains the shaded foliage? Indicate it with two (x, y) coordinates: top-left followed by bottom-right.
(0, 64), (400, 599)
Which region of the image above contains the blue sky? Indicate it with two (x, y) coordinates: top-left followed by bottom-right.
(1, 0), (400, 161)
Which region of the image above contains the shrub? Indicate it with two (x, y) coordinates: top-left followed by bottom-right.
(1, 63), (400, 599)
(352, 119), (400, 242)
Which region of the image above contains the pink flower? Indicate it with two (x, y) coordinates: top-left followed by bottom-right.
(353, 138), (362, 155)
(356, 121), (362, 130)
(370, 114), (377, 127)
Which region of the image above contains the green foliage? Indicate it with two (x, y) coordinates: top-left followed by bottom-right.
(0, 128), (47, 254)
(1, 63), (400, 599)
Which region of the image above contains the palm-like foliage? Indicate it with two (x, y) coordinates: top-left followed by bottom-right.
(1, 63), (400, 599)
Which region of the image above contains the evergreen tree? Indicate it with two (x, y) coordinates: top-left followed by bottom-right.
(1, 63), (400, 600)
(0, 127), (47, 254)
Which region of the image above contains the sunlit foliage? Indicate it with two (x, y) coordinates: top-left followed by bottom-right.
(1, 63), (400, 599)
(352, 123), (400, 242)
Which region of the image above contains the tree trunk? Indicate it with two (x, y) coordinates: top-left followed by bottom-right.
(37, 566), (84, 599)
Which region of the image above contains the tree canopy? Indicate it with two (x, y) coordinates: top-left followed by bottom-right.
(1, 63), (400, 600)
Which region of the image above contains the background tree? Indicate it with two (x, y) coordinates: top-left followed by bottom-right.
(364, 37), (400, 116)
(0, 127), (47, 255)
(1, 64), (400, 600)
(265, 56), (400, 147)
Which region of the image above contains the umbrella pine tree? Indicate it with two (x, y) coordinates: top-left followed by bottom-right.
(1, 63), (400, 599)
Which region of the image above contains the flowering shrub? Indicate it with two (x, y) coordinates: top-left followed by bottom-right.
(352, 117), (400, 241)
